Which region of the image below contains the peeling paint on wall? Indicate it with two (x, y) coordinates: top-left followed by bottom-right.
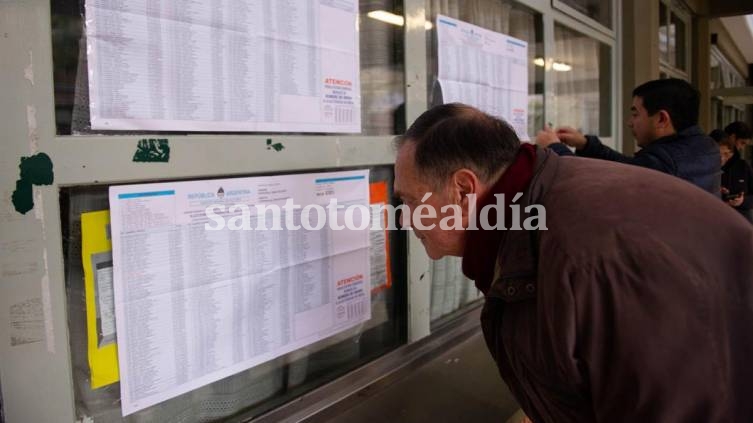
(41, 248), (55, 353)
(0, 240), (40, 278)
(0, 261), (39, 279)
(24, 50), (34, 86)
(26, 105), (39, 154)
(33, 187), (44, 220)
(9, 297), (44, 346)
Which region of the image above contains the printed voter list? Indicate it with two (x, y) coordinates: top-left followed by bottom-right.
(108, 170), (371, 415)
(85, 0), (360, 133)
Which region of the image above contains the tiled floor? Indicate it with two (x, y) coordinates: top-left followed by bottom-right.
(319, 331), (520, 423)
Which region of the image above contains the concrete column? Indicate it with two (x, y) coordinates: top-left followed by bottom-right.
(621, 0), (660, 155)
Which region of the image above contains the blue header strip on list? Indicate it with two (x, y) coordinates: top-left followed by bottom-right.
(118, 190), (175, 199)
(315, 176), (366, 184)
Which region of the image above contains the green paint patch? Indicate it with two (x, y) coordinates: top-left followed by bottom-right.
(133, 138), (170, 162)
(19, 152), (54, 185)
(11, 179), (33, 214)
(11, 152), (54, 214)
(266, 138), (285, 152)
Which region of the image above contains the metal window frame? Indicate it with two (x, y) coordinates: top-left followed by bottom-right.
(545, 2), (621, 148)
(658, 0), (692, 81)
(551, 0), (616, 39)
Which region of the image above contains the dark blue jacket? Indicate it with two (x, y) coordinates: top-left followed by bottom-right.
(549, 125), (721, 195)
(722, 151), (753, 211)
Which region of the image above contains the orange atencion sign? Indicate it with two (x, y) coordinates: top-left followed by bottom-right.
(369, 182), (392, 293)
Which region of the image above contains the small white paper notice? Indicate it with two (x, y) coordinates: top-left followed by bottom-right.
(109, 170), (371, 415)
(436, 15), (529, 140)
(95, 265), (116, 341)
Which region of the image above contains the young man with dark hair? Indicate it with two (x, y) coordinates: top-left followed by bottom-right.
(709, 128), (728, 143)
(724, 120), (752, 161)
(394, 103), (753, 423)
(537, 78), (720, 195)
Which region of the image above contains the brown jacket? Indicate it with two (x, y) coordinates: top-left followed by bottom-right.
(481, 148), (753, 423)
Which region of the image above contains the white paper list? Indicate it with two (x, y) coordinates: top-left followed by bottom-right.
(436, 15), (529, 140)
(109, 170), (371, 415)
(85, 0), (361, 133)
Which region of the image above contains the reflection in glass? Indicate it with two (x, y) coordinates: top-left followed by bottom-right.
(659, 2), (669, 63)
(552, 24), (612, 137)
(556, 0), (612, 29)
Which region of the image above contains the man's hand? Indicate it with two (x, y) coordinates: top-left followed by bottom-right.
(729, 193), (744, 208)
(536, 125), (561, 149)
(555, 127), (588, 150)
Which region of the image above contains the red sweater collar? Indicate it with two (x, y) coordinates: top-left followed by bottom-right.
(461, 143), (537, 294)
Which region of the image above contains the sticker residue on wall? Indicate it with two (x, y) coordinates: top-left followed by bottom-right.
(9, 297), (44, 346)
(133, 138), (170, 162)
(266, 138), (285, 152)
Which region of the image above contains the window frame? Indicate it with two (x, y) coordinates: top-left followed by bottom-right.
(552, 0), (616, 39)
(547, 6), (620, 145)
(658, 0), (692, 81)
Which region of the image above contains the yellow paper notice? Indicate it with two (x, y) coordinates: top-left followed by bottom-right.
(81, 210), (119, 388)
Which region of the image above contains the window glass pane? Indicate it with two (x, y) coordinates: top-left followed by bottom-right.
(556, 0), (612, 29)
(552, 23), (612, 137)
(714, 52), (747, 89)
(426, 0), (545, 140)
(51, 3), (83, 135)
(722, 66), (733, 88)
(670, 13), (687, 70)
(50, 1), (405, 136)
(659, 2), (669, 63)
(711, 98), (722, 129)
(429, 257), (483, 324)
(361, 0), (407, 134)
(668, 16), (675, 67)
(669, 12), (687, 70)
(710, 55), (721, 90)
(424, 0), (543, 323)
(61, 165), (407, 422)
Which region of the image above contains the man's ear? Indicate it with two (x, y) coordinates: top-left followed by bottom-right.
(450, 169), (479, 207)
(656, 110), (673, 130)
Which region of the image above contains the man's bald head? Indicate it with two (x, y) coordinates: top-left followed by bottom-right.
(393, 103), (521, 187)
